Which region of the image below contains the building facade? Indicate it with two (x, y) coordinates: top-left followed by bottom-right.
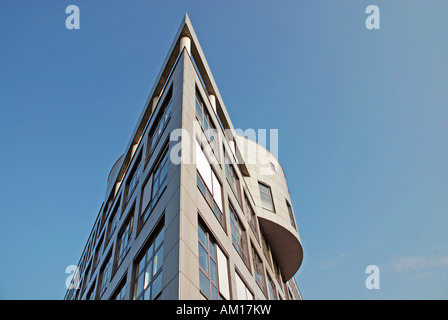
(64, 15), (303, 301)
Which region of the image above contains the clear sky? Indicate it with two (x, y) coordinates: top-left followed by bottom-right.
(0, 0), (447, 300)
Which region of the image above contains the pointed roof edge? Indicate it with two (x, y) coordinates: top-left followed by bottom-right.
(116, 14), (247, 187)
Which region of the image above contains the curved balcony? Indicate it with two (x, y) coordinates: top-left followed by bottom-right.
(236, 135), (303, 280)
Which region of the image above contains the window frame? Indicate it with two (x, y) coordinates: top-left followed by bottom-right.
(125, 152), (142, 205)
(132, 222), (165, 300)
(140, 142), (170, 227)
(286, 200), (297, 230)
(115, 205), (135, 270)
(198, 221), (221, 300)
(229, 201), (249, 268)
(224, 151), (242, 205)
(196, 140), (225, 229)
(251, 244), (267, 297)
(145, 86), (173, 166)
(258, 181), (275, 212)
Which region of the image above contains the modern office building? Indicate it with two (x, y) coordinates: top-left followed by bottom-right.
(64, 14), (303, 301)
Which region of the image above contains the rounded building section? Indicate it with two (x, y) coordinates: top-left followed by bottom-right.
(236, 135), (303, 281)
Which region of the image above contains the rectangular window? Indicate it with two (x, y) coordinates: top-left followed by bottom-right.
(225, 152), (241, 204)
(198, 222), (228, 300)
(196, 141), (224, 226)
(133, 224), (164, 300)
(111, 278), (127, 300)
(141, 145), (169, 223)
(146, 87), (173, 161)
(126, 154), (142, 204)
(261, 232), (272, 268)
(93, 236), (104, 272)
(116, 208), (134, 267)
(229, 203), (249, 266)
(252, 246), (266, 294)
(80, 262), (91, 297)
(258, 182), (275, 212)
(235, 272), (253, 300)
(106, 201), (120, 245)
(273, 259), (284, 295)
(99, 252), (112, 296)
(86, 283), (95, 300)
(244, 194), (259, 240)
(195, 91), (218, 158)
(267, 275), (277, 300)
(286, 201), (297, 230)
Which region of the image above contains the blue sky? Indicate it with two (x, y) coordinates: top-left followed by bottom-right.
(0, 0), (447, 299)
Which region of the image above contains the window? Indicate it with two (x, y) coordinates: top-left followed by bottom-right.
(116, 208), (134, 267)
(273, 259), (284, 295)
(267, 275), (277, 300)
(86, 283), (95, 300)
(99, 252), (113, 296)
(195, 91), (218, 157)
(258, 182), (274, 212)
(133, 225), (164, 300)
(244, 194), (259, 240)
(286, 201), (297, 230)
(229, 203), (249, 266)
(111, 278), (127, 300)
(92, 236), (104, 272)
(225, 152), (241, 204)
(146, 87), (173, 160)
(252, 246), (266, 294)
(80, 262), (91, 297)
(106, 202), (120, 245)
(196, 140), (224, 226)
(235, 273), (253, 300)
(260, 232), (272, 268)
(125, 154), (142, 204)
(198, 222), (230, 300)
(141, 145), (169, 223)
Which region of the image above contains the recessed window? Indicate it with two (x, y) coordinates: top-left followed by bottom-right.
(141, 144), (169, 223)
(260, 231), (272, 268)
(133, 224), (164, 300)
(111, 278), (127, 300)
(273, 259), (284, 295)
(125, 153), (142, 204)
(286, 200), (297, 230)
(99, 252), (113, 296)
(106, 201), (120, 245)
(146, 86), (173, 161)
(258, 182), (275, 212)
(244, 194), (259, 241)
(196, 140), (224, 226)
(267, 275), (277, 300)
(252, 245), (266, 295)
(196, 90), (218, 157)
(235, 272), (253, 300)
(225, 151), (241, 204)
(86, 283), (95, 300)
(93, 235), (104, 272)
(116, 208), (134, 268)
(229, 203), (249, 267)
(198, 221), (229, 300)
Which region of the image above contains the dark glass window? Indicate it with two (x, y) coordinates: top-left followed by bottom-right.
(229, 203), (249, 266)
(258, 182), (274, 212)
(198, 222), (221, 300)
(133, 225), (164, 300)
